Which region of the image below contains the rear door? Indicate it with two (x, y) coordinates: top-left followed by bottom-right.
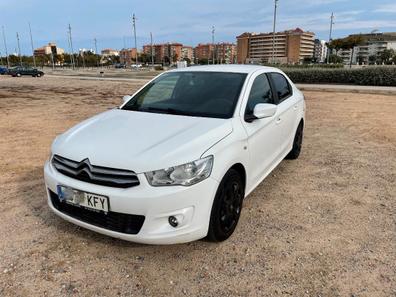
(268, 72), (300, 156)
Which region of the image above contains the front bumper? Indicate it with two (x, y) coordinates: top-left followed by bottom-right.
(44, 160), (219, 244)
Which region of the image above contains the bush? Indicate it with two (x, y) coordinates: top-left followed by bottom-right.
(283, 67), (396, 86)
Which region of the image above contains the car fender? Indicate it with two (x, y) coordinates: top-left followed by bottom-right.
(201, 118), (249, 196)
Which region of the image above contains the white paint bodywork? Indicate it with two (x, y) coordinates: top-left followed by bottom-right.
(44, 65), (305, 244)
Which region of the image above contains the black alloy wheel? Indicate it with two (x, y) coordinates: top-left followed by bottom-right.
(207, 169), (244, 242)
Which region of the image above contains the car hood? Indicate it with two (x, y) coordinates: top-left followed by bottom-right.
(52, 109), (233, 173)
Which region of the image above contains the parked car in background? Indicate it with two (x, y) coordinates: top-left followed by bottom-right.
(114, 63), (126, 69)
(44, 65), (305, 244)
(0, 66), (9, 75)
(9, 66), (44, 77)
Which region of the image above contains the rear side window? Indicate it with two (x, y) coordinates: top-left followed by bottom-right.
(245, 74), (273, 115)
(269, 73), (292, 102)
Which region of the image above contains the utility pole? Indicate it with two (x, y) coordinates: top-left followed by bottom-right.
(28, 22), (36, 67)
(94, 38), (99, 68)
(68, 24), (75, 70)
(2, 26), (10, 68)
(272, 0), (279, 64)
(211, 26), (215, 64)
(150, 32), (154, 66)
(132, 14), (138, 66)
(16, 32), (22, 66)
(327, 12), (335, 64)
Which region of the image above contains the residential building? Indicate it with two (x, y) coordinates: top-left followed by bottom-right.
(194, 43), (215, 62)
(337, 32), (396, 65)
(143, 43), (183, 63)
(79, 48), (95, 55)
(34, 43), (64, 56)
(181, 46), (194, 62)
(101, 49), (119, 56)
(119, 48), (138, 65)
(216, 43), (237, 64)
(236, 28), (315, 64)
(313, 39), (327, 63)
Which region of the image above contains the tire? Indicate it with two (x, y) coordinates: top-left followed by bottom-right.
(37, 73), (41, 77)
(16, 73), (21, 77)
(207, 169), (244, 242)
(286, 121), (304, 160)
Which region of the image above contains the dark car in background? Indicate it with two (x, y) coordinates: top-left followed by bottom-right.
(0, 66), (9, 75)
(9, 66), (44, 77)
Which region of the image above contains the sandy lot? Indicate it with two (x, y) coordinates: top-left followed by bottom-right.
(0, 76), (395, 297)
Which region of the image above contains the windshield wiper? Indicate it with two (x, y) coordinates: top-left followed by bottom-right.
(140, 107), (189, 116)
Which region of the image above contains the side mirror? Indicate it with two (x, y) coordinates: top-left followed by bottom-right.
(253, 103), (277, 119)
(122, 95), (133, 104)
(245, 103), (277, 122)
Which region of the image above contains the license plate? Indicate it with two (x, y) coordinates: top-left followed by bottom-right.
(57, 185), (109, 212)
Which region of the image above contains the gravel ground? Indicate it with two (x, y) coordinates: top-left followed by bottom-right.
(0, 76), (395, 297)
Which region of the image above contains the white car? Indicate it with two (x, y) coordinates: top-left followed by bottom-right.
(44, 65), (305, 244)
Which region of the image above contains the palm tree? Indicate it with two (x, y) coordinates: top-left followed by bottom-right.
(343, 35), (365, 68)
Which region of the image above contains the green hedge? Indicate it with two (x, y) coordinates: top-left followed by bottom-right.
(283, 67), (396, 86)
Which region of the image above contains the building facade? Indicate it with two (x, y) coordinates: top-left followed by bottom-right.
(101, 49), (119, 56)
(194, 43), (236, 63)
(143, 43), (183, 63)
(34, 43), (65, 56)
(337, 32), (396, 65)
(313, 39), (327, 63)
(181, 46), (194, 62)
(236, 28), (315, 64)
(119, 48), (138, 65)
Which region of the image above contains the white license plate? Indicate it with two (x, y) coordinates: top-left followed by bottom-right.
(57, 185), (109, 212)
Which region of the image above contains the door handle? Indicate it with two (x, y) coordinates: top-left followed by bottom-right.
(293, 104), (298, 110)
(276, 117), (281, 124)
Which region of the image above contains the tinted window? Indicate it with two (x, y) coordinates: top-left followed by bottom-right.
(270, 73), (292, 102)
(122, 71), (247, 119)
(245, 74), (273, 115)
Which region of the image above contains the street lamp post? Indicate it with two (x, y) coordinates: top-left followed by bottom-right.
(327, 12), (335, 64)
(28, 22), (36, 67)
(2, 26), (10, 68)
(271, 0), (279, 64)
(150, 32), (154, 66)
(211, 26), (215, 65)
(16, 32), (22, 66)
(132, 14), (138, 67)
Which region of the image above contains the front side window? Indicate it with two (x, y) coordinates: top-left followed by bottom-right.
(122, 71), (247, 119)
(245, 73), (273, 115)
(269, 73), (292, 102)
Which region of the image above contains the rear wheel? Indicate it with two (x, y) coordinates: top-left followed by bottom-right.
(286, 121), (304, 160)
(207, 169), (244, 242)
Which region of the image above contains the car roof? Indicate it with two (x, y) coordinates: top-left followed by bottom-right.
(169, 64), (280, 74)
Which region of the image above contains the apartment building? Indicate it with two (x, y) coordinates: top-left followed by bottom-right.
(119, 48), (138, 65)
(181, 46), (194, 62)
(194, 43), (236, 63)
(143, 43), (183, 63)
(194, 43), (215, 62)
(34, 43), (65, 56)
(313, 39), (327, 63)
(236, 28), (315, 64)
(101, 49), (119, 56)
(337, 32), (396, 64)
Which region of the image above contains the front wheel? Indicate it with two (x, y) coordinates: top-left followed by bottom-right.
(286, 121), (304, 160)
(207, 169), (244, 242)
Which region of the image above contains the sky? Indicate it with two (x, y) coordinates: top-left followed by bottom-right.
(1, 0), (396, 55)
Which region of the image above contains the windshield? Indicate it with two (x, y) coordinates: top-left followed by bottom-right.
(122, 71), (247, 119)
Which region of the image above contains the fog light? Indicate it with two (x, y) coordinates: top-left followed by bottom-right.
(168, 216), (178, 228)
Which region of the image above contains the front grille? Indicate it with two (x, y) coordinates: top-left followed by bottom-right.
(49, 190), (145, 235)
(51, 154), (139, 188)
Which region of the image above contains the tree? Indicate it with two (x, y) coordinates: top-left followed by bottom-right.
(328, 54), (343, 64)
(342, 35), (365, 68)
(379, 49), (395, 65)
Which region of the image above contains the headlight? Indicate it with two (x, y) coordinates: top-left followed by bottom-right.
(145, 156), (213, 186)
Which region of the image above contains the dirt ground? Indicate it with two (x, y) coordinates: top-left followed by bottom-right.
(0, 76), (395, 297)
